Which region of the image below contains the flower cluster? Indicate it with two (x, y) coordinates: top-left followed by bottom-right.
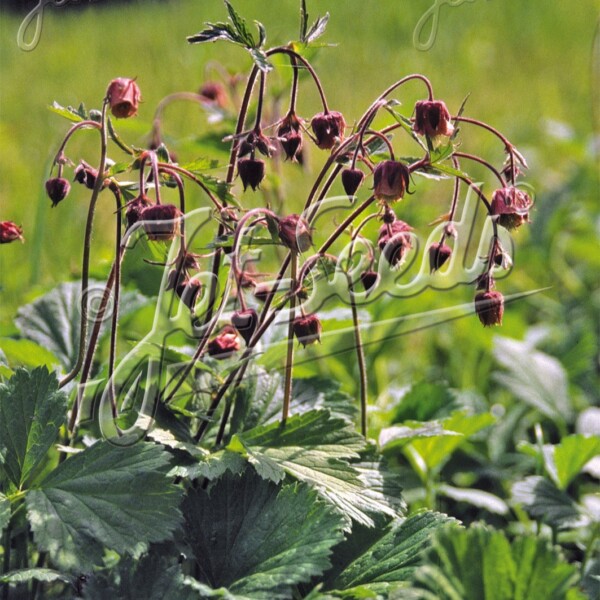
(44, 16), (531, 435)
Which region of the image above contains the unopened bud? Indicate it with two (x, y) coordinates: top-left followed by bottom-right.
(378, 220), (413, 267)
(45, 177), (71, 207)
(141, 204), (181, 241)
(474, 290), (504, 327)
(278, 214), (313, 254)
(207, 326), (241, 359)
(428, 242), (452, 272)
(0, 221), (24, 244)
(238, 158), (265, 191)
(310, 111), (346, 150)
(292, 314), (322, 347)
(341, 168), (365, 198)
(231, 308), (258, 345)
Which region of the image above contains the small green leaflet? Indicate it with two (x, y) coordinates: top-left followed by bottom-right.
(26, 441), (182, 571)
(0, 367), (67, 489)
(0, 568), (71, 585)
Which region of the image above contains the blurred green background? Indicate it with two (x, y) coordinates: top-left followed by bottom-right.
(0, 0), (598, 404)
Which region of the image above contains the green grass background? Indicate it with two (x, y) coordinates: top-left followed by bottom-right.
(0, 0), (598, 399)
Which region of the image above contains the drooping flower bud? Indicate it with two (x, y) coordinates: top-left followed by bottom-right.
(428, 242), (453, 272)
(74, 161), (99, 190)
(140, 203), (181, 241)
(310, 111), (346, 150)
(207, 326), (241, 359)
(341, 168), (365, 198)
(0, 221), (24, 244)
(45, 177), (71, 207)
(292, 314), (322, 348)
(360, 270), (379, 294)
(413, 100), (454, 141)
(125, 194), (152, 230)
(106, 78), (141, 119)
(198, 81), (227, 108)
(231, 308), (259, 345)
(373, 160), (411, 203)
(238, 158), (265, 191)
(277, 112), (303, 161)
(490, 186), (533, 230)
(474, 290), (504, 327)
(278, 214), (313, 254)
(378, 220), (413, 267)
(176, 278), (202, 311)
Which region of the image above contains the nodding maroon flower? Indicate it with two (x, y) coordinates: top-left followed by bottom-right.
(207, 326), (241, 359)
(292, 314), (322, 348)
(428, 242), (453, 272)
(125, 194), (152, 230)
(341, 168), (365, 198)
(413, 100), (454, 141)
(238, 158), (265, 191)
(378, 220), (413, 267)
(373, 160), (411, 203)
(106, 78), (141, 119)
(277, 112), (303, 161)
(360, 270), (379, 294)
(231, 308), (259, 345)
(278, 214), (313, 254)
(238, 130), (274, 158)
(74, 161), (100, 190)
(474, 290), (504, 327)
(310, 110), (346, 150)
(45, 177), (71, 207)
(140, 203), (181, 241)
(198, 81), (227, 108)
(490, 186), (533, 230)
(0, 221), (24, 244)
(176, 278), (202, 311)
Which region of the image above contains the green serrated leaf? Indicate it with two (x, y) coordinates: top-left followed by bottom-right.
(379, 422), (461, 451)
(82, 552), (198, 600)
(0, 568), (71, 585)
(393, 382), (459, 422)
(0, 367), (67, 489)
(404, 411), (495, 473)
(410, 523), (579, 600)
(329, 511), (455, 592)
(187, 23), (238, 45)
(306, 13), (330, 43)
(48, 101), (85, 123)
(553, 434), (600, 490)
(229, 410), (400, 527)
(248, 47), (274, 73)
(183, 469), (346, 600)
(225, 0), (255, 47)
(26, 441), (182, 571)
(15, 281), (148, 370)
(493, 337), (573, 423)
(512, 476), (582, 528)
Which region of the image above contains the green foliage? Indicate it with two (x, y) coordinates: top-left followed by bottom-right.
(327, 511), (455, 596)
(410, 524), (579, 600)
(0, 367), (67, 489)
(26, 441), (183, 570)
(228, 409), (404, 527)
(183, 469), (346, 599)
(14, 281), (148, 371)
(493, 336), (574, 424)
